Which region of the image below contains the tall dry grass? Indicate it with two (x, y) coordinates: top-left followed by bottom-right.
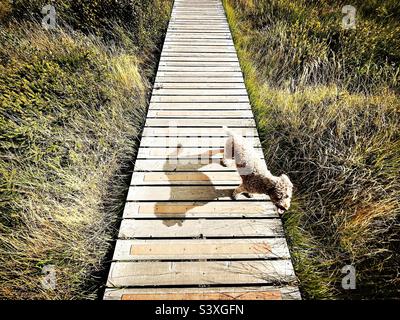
(0, 0), (173, 299)
(224, 0), (400, 298)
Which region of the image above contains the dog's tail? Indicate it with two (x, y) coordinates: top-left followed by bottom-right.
(222, 125), (234, 137)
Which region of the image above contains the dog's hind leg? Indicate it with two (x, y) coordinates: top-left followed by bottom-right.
(222, 136), (236, 167)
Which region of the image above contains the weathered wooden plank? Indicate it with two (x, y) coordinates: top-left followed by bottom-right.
(104, 286), (301, 300)
(131, 172), (242, 185)
(158, 61), (240, 67)
(145, 118), (256, 127)
(163, 48), (236, 54)
(142, 126), (257, 135)
(167, 27), (228, 30)
(153, 83), (246, 90)
(166, 30), (231, 34)
(167, 25), (230, 30)
(169, 21), (228, 25)
(146, 110), (252, 117)
(174, 2), (221, 4)
(170, 15), (227, 18)
(150, 96), (248, 103)
(169, 22), (227, 25)
(171, 14), (226, 17)
(167, 30), (231, 34)
(161, 51), (237, 57)
(170, 17), (225, 20)
(154, 76), (245, 82)
(168, 24), (228, 28)
(133, 159), (233, 171)
(167, 25), (229, 28)
(126, 185), (268, 201)
(174, 1), (220, 3)
(133, 160), (264, 173)
(107, 260), (295, 287)
(169, 19), (228, 22)
(160, 61), (240, 68)
(168, 16), (227, 18)
(148, 102), (251, 109)
(166, 32), (233, 42)
(152, 89), (247, 95)
(173, 6), (221, 8)
(165, 37), (231, 42)
(112, 238), (290, 260)
(123, 201), (278, 218)
(136, 146), (263, 159)
(169, 27), (230, 31)
(159, 56), (238, 62)
(174, 1), (221, 3)
(170, 22), (227, 25)
(168, 12), (226, 19)
(171, 13), (225, 17)
(173, 4), (222, 6)
(119, 218), (282, 238)
(157, 66), (241, 72)
(163, 43), (234, 48)
(139, 136), (260, 147)
(170, 17), (226, 21)
(166, 26), (230, 30)
(155, 77), (244, 83)
(171, 10), (224, 13)
(157, 71), (242, 77)
(165, 34), (232, 40)
(167, 30), (227, 34)
(173, 7), (222, 9)
(164, 37), (233, 46)
(169, 17), (227, 20)
(171, 12), (225, 14)
(147, 110), (253, 118)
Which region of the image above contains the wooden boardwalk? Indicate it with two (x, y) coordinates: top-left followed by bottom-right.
(104, 0), (300, 300)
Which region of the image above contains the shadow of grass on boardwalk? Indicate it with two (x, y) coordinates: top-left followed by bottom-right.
(224, 0), (400, 299)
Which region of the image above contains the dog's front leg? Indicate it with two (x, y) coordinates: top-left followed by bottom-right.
(232, 184), (246, 200)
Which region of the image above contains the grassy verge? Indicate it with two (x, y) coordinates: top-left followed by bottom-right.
(224, 0), (400, 299)
(0, 0), (172, 299)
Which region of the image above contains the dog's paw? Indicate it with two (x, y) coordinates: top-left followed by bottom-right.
(244, 192), (254, 198)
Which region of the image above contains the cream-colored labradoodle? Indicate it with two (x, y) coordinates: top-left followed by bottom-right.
(221, 126), (293, 214)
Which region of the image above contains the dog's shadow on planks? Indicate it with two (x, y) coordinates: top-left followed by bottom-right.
(154, 145), (234, 227)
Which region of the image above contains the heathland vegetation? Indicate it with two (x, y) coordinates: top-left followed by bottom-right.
(1, 0), (398, 300)
(224, 0), (399, 298)
(0, 0), (172, 299)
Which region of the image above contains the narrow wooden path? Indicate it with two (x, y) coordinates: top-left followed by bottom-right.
(104, 0), (300, 300)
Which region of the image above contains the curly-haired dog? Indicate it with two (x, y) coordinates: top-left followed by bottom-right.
(221, 126), (293, 214)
